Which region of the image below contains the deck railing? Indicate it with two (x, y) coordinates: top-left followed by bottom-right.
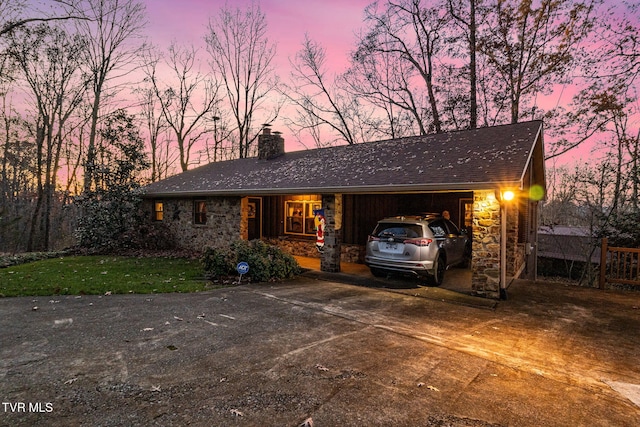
(599, 238), (640, 289)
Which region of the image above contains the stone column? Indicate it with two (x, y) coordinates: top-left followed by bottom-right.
(320, 194), (342, 273)
(471, 190), (501, 299)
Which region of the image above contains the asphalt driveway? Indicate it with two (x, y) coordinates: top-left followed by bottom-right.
(1, 275), (639, 426)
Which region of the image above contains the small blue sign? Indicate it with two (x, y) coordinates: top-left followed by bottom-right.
(236, 262), (249, 275)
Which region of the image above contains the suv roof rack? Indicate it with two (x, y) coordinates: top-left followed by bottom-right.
(388, 213), (442, 221)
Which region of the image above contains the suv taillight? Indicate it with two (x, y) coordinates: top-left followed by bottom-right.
(368, 235), (380, 242)
(405, 238), (432, 247)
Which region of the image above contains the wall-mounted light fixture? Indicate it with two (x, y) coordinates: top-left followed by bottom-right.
(502, 190), (515, 202)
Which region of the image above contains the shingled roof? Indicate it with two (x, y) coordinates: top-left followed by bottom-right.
(143, 120), (544, 197)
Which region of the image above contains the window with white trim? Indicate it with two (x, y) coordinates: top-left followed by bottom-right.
(284, 199), (321, 236)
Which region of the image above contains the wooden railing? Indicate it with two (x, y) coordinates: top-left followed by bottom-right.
(599, 238), (640, 289)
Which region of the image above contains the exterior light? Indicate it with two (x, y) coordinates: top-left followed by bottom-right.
(502, 190), (515, 201)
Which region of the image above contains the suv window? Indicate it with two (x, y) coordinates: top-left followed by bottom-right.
(443, 219), (461, 235)
(373, 223), (423, 239)
(428, 220), (447, 237)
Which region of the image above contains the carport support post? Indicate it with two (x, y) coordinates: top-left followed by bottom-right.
(320, 194), (342, 273)
(500, 201), (508, 300)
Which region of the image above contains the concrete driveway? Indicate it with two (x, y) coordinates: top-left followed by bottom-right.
(1, 274), (639, 426)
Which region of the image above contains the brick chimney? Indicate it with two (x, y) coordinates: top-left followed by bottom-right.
(258, 126), (285, 160)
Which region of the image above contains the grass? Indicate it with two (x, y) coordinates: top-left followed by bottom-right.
(0, 255), (212, 297)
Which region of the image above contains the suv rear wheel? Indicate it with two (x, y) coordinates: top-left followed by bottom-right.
(427, 254), (445, 286)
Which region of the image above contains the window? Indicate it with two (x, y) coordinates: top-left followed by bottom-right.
(193, 200), (207, 225)
(428, 220), (447, 237)
(443, 219), (461, 235)
(373, 224), (422, 239)
(285, 199), (321, 236)
(153, 200), (164, 221)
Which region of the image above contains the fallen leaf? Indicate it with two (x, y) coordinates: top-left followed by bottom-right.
(151, 385), (161, 392)
(315, 364), (329, 371)
(230, 408), (243, 417)
(299, 417), (314, 427)
(64, 378), (78, 385)
(174, 316), (183, 321)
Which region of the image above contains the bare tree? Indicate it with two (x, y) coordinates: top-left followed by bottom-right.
(0, 0), (88, 37)
(143, 43), (220, 172)
(6, 23), (86, 250)
(70, 0), (147, 191)
(200, 111), (234, 162)
(136, 86), (168, 181)
(447, 0), (479, 129)
(205, 1), (280, 158)
(346, 32), (425, 139)
(478, 0), (595, 124)
(284, 35), (364, 146)
(355, 0), (451, 134)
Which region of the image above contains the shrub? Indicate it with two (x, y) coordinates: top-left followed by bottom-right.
(0, 251), (71, 268)
(73, 109), (153, 253)
(201, 247), (234, 280)
(201, 240), (301, 282)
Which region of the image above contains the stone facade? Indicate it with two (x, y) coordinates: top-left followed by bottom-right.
(471, 190), (524, 299)
(146, 196), (243, 252)
(263, 237), (320, 258)
(146, 189), (528, 300)
(341, 244), (365, 264)
(320, 194), (342, 273)
(471, 190), (501, 297)
(264, 239), (364, 263)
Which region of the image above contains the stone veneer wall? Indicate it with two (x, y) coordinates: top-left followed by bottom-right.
(471, 190), (525, 299)
(471, 190), (501, 298)
(264, 237), (321, 258)
(147, 192), (526, 300)
(152, 196), (243, 252)
(265, 238), (364, 263)
(320, 194), (342, 273)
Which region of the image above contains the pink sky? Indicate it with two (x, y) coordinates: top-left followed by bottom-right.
(20, 0), (638, 167)
(145, 0), (371, 72)
(143, 0), (625, 165)
(142, 0), (372, 155)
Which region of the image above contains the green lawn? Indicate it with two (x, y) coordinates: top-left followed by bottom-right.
(0, 256), (211, 297)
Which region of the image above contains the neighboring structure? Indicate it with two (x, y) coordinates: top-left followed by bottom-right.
(142, 121), (546, 299)
(538, 226), (600, 280)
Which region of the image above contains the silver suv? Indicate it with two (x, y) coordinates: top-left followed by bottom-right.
(365, 214), (469, 286)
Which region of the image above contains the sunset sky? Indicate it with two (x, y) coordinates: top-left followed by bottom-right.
(145, 0), (370, 72)
(142, 0), (611, 165)
(19, 0), (638, 167)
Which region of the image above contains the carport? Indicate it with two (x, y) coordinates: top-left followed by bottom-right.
(295, 255), (474, 295)
(143, 121), (546, 299)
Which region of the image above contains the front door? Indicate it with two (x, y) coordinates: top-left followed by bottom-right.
(248, 197), (262, 240)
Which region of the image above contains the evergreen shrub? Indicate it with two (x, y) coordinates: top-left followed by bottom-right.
(201, 240), (301, 282)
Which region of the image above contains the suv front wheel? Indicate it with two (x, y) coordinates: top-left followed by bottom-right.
(427, 254), (445, 286)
